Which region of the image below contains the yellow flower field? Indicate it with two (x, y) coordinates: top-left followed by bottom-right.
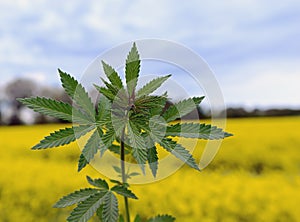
(0, 117), (299, 221)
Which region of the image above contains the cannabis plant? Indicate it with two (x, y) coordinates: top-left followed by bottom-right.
(18, 43), (232, 222)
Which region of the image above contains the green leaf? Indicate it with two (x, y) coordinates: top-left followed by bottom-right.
(148, 215), (175, 222)
(128, 172), (140, 177)
(86, 176), (109, 190)
(17, 97), (92, 124)
(78, 154), (89, 172)
(108, 145), (129, 155)
(147, 146), (158, 177)
(134, 95), (168, 118)
(96, 205), (104, 222)
(134, 215), (142, 222)
(81, 129), (102, 163)
(119, 215), (125, 222)
(79, 128), (114, 171)
(112, 166), (121, 174)
(111, 185), (138, 199)
(162, 97), (204, 122)
(18, 97), (72, 122)
(59, 69), (95, 119)
(137, 74), (171, 98)
(101, 78), (120, 96)
(110, 180), (121, 185)
(32, 125), (95, 150)
(125, 43), (140, 97)
(67, 192), (106, 222)
(100, 129), (116, 156)
(102, 192), (119, 222)
(158, 138), (200, 171)
(148, 115), (167, 142)
(127, 122), (148, 173)
(53, 188), (99, 208)
(166, 123), (233, 139)
(94, 84), (115, 101)
(101, 61), (123, 90)
(97, 96), (111, 125)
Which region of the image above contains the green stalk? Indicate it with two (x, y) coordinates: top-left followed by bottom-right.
(121, 128), (130, 222)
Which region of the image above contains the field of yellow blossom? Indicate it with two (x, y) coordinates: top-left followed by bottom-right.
(0, 117), (299, 221)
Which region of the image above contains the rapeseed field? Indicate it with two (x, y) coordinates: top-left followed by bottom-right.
(0, 117), (299, 221)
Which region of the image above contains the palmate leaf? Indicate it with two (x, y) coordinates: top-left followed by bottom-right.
(166, 123), (233, 139)
(32, 125), (95, 150)
(96, 205), (104, 222)
(143, 131), (159, 177)
(101, 60), (123, 90)
(94, 84), (115, 101)
(136, 74), (171, 98)
(147, 146), (158, 177)
(102, 192), (119, 222)
(148, 115), (167, 142)
(18, 97), (71, 122)
(127, 121), (148, 172)
(86, 176), (109, 190)
(79, 128), (115, 172)
(53, 188), (99, 208)
(78, 154), (89, 172)
(162, 96), (204, 122)
(148, 215), (175, 222)
(134, 95), (167, 110)
(17, 97), (92, 124)
(125, 43), (140, 97)
(111, 185), (138, 199)
(97, 96), (111, 124)
(158, 138), (200, 171)
(108, 144), (129, 155)
(149, 95), (168, 116)
(101, 129), (116, 154)
(101, 78), (120, 97)
(67, 192), (107, 222)
(81, 129), (102, 163)
(59, 69), (95, 119)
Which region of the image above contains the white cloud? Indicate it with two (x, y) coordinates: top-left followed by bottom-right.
(24, 72), (47, 84)
(0, 0), (300, 108)
(219, 57), (300, 107)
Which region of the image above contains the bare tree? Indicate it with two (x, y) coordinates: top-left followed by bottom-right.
(4, 79), (38, 124)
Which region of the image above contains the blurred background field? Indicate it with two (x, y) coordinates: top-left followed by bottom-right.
(1, 117), (299, 222)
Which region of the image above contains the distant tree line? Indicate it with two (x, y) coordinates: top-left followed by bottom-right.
(0, 78), (72, 125)
(0, 78), (299, 125)
(222, 107), (300, 118)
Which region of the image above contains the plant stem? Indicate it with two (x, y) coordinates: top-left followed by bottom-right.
(121, 128), (130, 222)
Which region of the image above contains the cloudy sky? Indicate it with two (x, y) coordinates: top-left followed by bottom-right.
(1, 0), (299, 108)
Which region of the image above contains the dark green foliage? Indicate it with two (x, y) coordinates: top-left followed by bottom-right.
(54, 176), (137, 222)
(111, 185), (138, 199)
(53, 188), (99, 208)
(86, 176), (109, 190)
(59, 69), (95, 119)
(162, 97), (204, 122)
(125, 42), (140, 97)
(101, 61), (123, 90)
(32, 125), (94, 150)
(136, 75), (171, 98)
(166, 123), (233, 139)
(19, 42), (232, 222)
(158, 138), (200, 171)
(147, 146), (159, 177)
(67, 192), (106, 222)
(148, 215), (175, 222)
